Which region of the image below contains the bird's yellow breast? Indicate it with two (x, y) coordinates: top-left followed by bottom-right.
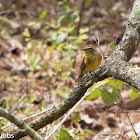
(82, 54), (102, 75)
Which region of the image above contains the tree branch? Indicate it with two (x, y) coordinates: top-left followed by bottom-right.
(0, 107), (43, 140)
(106, 60), (140, 90)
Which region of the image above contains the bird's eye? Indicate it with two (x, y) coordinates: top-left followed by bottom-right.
(88, 48), (92, 50)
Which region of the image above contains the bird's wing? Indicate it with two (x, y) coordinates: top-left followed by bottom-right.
(79, 57), (86, 76)
(75, 57), (86, 82)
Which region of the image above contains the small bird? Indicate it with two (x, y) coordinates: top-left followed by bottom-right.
(76, 45), (102, 82)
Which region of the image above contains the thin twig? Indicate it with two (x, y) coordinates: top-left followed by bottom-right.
(94, 133), (123, 140)
(104, 33), (118, 59)
(112, 73), (138, 138)
(23, 108), (52, 121)
(103, 39), (116, 60)
(45, 82), (104, 140)
(120, 122), (125, 140)
(92, 36), (104, 57)
(103, 35), (118, 59)
(0, 11), (12, 16)
(45, 125), (57, 140)
(10, 94), (27, 113)
(109, 110), (140, 113)
(126, 112), (138, 138)
(76, 0), (86, 36)
(2, 108), (52, 130)
(113, 76), (138, 139)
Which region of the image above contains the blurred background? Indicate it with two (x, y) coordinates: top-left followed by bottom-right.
(0, 0), (140, 139)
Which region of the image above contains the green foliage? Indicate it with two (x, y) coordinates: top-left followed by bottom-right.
(134, 9), (140, 18)
(86, 0), (92, 5)
(109, 43), (116, 51)
(56, 128), (72, 140)
(0, 29), (8, 37)
(132, 135), (136, 140)
(130, 86), (140, 100)
(27, 41), (44, 72)
(87, 77), (140, 106)
(104, 78), (125, 89)
(53, 112), (93, 139)
(27, 21), (36, 26)
(22, 3), (87, 92)
(65, 8), (72, 21)
(0, 19), (10, 26)
(39, 10), (48, 21)
(23, 28), (31, 41)
(51, 31), (67, 45)
(63, 0), (70, 8)
(86, 87), (102, 100)
(46, 16), (65, 29)
(0, 118), (4, 132)
(100, 87), (119, 106)
(23, 1), (89, 90)
(30, 94), (36, 103)
(86, 78), (125, 106)
(71, 112), (81, 123)
(83, 129), (94, 136)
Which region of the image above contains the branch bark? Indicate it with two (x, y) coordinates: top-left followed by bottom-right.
(2, 0), (140, 139)
(0, 107), (43, 140)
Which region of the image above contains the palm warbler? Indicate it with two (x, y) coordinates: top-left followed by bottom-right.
(76, 45), (102, 82)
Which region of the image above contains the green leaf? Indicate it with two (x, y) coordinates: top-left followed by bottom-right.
(43, 63), (48, 71)
(86, 88), (102, 100)
(51, 32), (67, 45)
(0, 19), (10, 26)
(1, 29), (8, 37)
(28, 21), (36, 26)
(49, 45), (55, 54)
(0, 118), (5, 132)
(57, 90), (63, 95)
(132, 135), (136, 140)
(65, 8), (72, 21)
(56, 33), (67, 45)
(79, 27), (89, 34)
(58, 128), (72, 140)
(56, 62), (63, 71)
(71, 112), (81, 123)
(83, 129), (94, 136)
(57, 43), (65, 53)
(57, 15), (65, 27)
(39, 10), (48, 21)
(41, 72), (47, 77)
(39, 50), (44, 59)
(109, 43), (116, 51)
(0, 122), (4, 127)
(135, 9), (140, 18)
(86, 0), (92, 5)
(130, 87), (140, 100)
(100, 87), (119, 106)
(27, 46), (34, 56)
(30, 94), (36, 103)
(23, 28), (30, 37)
(63, 0), (69, 8)
(105, 78), (125, 89)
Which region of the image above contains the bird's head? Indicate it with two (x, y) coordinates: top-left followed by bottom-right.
(81, 45), (97, 56)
